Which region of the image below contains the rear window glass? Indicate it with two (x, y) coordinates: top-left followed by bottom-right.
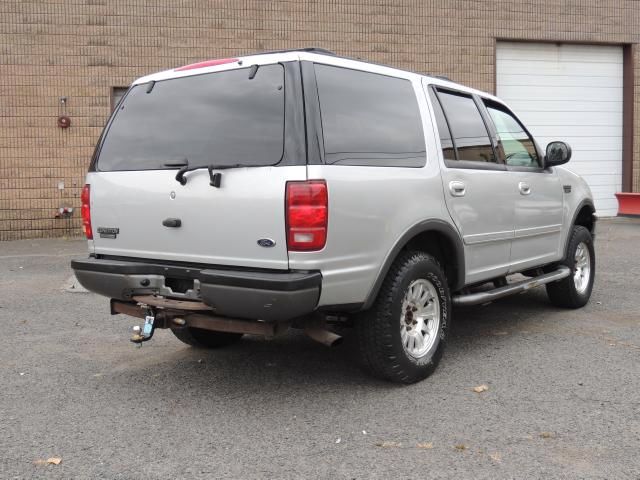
(97, 64), (285, 171)
(314, 64), (426, 167)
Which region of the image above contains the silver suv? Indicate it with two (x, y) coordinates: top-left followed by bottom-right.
(72, 48), (597, 383)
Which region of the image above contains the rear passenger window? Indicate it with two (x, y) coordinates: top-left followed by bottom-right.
(429, 90), (456, 161)
(436, 90), (496, 163)
(314, 64), (426, 167)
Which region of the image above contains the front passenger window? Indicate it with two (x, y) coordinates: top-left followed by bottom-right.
(485, 102), (539, 168)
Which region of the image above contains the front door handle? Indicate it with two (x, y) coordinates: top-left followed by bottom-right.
(519, 182), (531, 196)
(449, 181), (466, 197)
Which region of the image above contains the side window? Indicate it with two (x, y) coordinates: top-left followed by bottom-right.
(436, 90), (496, 163)
(484, 101), (539, 168)
(314, 64), (426, 167)
(429, 90), (456, 161)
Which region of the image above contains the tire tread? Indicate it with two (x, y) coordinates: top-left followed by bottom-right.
(356, 251), (448, 383)
(546, 225), (595, 309)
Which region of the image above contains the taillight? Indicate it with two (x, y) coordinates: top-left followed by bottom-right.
(81, 184), (92, 240)
(286, 180), (328, 251)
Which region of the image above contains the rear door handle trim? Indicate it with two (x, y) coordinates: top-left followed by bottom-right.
(449, 181), (466, 197)
(519, 182), (531, 195)
(162, 218), (182, 228)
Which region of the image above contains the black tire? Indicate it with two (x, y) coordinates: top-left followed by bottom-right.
(171, 327), (243, 348)
(356, 251), (451, 384)
(546, 225), (595, 308)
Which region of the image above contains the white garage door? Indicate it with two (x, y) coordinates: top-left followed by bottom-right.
(496, 42), (623, 216)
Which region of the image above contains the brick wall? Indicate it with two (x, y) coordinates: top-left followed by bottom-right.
(1, 0), (639, 240)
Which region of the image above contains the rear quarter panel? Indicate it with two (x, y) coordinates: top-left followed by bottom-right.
(290, 75), (450, 307)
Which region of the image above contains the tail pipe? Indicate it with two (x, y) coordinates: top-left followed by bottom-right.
(304, 325), (343, 348)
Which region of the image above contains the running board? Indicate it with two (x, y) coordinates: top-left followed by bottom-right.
(452, 266), (571, 307)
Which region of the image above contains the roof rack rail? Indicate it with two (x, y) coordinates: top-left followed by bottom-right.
(299, 47), (336, 55)
(247, 47), (337, 56)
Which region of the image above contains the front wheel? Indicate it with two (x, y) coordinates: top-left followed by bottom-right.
(546, 225), (595, 308)
(356, 251), (451, 384)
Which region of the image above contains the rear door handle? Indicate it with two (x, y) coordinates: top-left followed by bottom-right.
(518, 182), (531, 195)
(162, 218), (182, 228)
(449, 181), (466, 197)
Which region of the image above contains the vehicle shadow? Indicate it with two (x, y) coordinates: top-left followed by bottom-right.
(106, 288), (562, 396)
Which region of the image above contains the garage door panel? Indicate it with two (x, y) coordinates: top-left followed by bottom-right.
(548, 136), (622, 151)
(497, 42), (623, 217)
(520, 110), (622, 127)
(569, 151), (623, 162)
(498, 61), (623, 77)
(499, 85), (622, 102)
(581, 174), (624, 186)
(529, 125), (622, 138)
(497, 43), (623, 62)
(591, 184), (622, 195)
(563, 161), (621, 175)
(498, 74), (621, 88)
(507, 100), (621, 114)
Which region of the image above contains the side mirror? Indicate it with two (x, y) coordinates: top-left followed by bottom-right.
(545, 141), (572, 167)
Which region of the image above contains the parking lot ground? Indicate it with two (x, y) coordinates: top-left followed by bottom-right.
(1, 218), (639, 479)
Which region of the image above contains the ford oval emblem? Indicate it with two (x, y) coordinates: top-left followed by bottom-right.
(257, 238), (276, 248)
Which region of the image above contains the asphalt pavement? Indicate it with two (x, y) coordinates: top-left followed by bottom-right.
(1, 219), (639, 479)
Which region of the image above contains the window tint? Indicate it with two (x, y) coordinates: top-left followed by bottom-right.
(485, 102), (539, 168)
(429, 90), (456, 161)
(436, 90), (496, 163)
(314, 64), (426, 167)
(97, 65), (285, 171)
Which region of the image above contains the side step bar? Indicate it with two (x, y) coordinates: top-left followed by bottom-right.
(452, 266), (571, 307)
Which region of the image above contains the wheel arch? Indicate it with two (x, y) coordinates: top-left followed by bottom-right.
(566, 200), (596, 255)
(362, 220), (465, 310)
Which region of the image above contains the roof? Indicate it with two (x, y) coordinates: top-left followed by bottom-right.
(132, 47), (498, 102)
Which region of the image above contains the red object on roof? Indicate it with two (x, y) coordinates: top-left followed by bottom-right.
(174, 58), (239, 72)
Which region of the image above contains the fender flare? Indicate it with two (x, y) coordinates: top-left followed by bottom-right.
(362, 219), (465, 310)
(564, 199), (596, 257)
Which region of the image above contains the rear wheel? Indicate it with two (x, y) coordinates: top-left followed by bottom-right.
(356, 251), (450, 384)
(546, 225), (595, 308)
(171, 327), (243, 348)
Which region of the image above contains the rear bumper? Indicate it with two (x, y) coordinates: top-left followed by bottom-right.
(71, 257), (321, 322)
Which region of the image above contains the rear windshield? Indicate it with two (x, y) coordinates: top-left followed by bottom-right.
(96, 64), (285, 171)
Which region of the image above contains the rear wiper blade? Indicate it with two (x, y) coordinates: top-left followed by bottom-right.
(175, 163), (219, 186)
(176, 163), (253, 186)
(175, 160), (194, 185)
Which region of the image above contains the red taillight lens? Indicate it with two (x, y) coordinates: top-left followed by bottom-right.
(286, 180), (328, 251)
(81, 184), (92, 239)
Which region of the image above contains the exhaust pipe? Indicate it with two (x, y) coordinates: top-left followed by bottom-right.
(304, 325), (343, 348)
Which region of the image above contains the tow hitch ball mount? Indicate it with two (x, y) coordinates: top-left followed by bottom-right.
(130, 308), (156, 346)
